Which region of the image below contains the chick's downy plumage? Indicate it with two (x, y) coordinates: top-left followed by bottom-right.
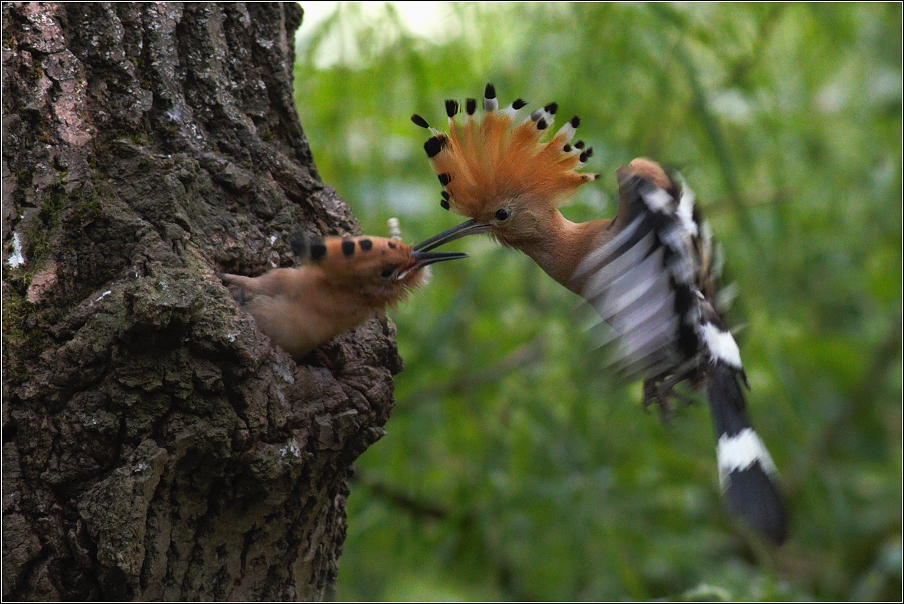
(219, 235), (465, 358)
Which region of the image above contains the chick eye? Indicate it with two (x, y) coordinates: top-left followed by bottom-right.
(381, 268), (395, 279)
(495, 208), (510, 221)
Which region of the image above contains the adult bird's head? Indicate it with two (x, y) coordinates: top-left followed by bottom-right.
(411, 83), (599, 254)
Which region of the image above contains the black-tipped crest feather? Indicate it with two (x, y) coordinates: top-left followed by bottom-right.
(411, 114), (429, 129)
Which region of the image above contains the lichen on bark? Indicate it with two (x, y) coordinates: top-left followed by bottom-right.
(2, 3), (401, 600)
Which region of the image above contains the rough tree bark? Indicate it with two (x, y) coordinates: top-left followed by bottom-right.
(2, 3), (401, 600)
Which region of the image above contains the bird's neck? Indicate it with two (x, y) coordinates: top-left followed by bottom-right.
(511, 210), (611, 296)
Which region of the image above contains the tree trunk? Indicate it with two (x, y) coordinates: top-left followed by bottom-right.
(2, 3), (401, 600)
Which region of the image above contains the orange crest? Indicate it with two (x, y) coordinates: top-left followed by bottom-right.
(412, 84), (600, 219)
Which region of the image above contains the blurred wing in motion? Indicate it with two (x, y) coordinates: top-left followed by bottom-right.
(575, 168), (705, 385)
(574, 167), (787, 544)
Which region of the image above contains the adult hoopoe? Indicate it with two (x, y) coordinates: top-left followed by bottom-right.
(410, 84), (787, 544)
(218, 232), (466, 359)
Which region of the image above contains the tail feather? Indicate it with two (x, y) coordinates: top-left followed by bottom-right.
(707, 362), (787, 544)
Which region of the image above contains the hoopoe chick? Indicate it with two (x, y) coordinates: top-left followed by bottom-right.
(412, 84), (787, 544)
(218, 235), (466, 359)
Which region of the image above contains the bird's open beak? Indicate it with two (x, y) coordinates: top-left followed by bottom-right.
(412, 219), (492, 252)
(398, 250), (469, 279)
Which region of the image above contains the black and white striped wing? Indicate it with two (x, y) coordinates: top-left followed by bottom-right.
(574, 174), (702, 383)
(575, 172), (787, 543)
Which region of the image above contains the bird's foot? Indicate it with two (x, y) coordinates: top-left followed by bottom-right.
(642, 374), (695, 421)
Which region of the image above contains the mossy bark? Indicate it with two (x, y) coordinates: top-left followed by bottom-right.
(2, 3), (401, 600)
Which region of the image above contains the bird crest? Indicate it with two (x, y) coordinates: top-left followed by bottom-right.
(412, 83), (600, 221)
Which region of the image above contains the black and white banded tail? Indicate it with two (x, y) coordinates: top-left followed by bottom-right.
(575, 162), (787, 544)
(701, 300), (786, 544)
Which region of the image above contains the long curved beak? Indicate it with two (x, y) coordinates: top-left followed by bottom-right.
(411, 250), (469, 266)
(412, 219), (492, 252)
(399, 250), (468, 279)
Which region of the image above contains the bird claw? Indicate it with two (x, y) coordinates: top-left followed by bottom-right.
(642, 375), (695, 422)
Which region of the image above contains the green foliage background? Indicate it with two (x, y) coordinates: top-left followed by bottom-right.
(293, 3), (902, 601)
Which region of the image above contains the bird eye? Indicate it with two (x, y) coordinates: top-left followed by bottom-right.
(495, 208), (510, 221)
(381, 268), (395, 279)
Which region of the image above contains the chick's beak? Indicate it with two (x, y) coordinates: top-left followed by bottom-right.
(412, 219), (492, 252)
(398, 250), (468, 280)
